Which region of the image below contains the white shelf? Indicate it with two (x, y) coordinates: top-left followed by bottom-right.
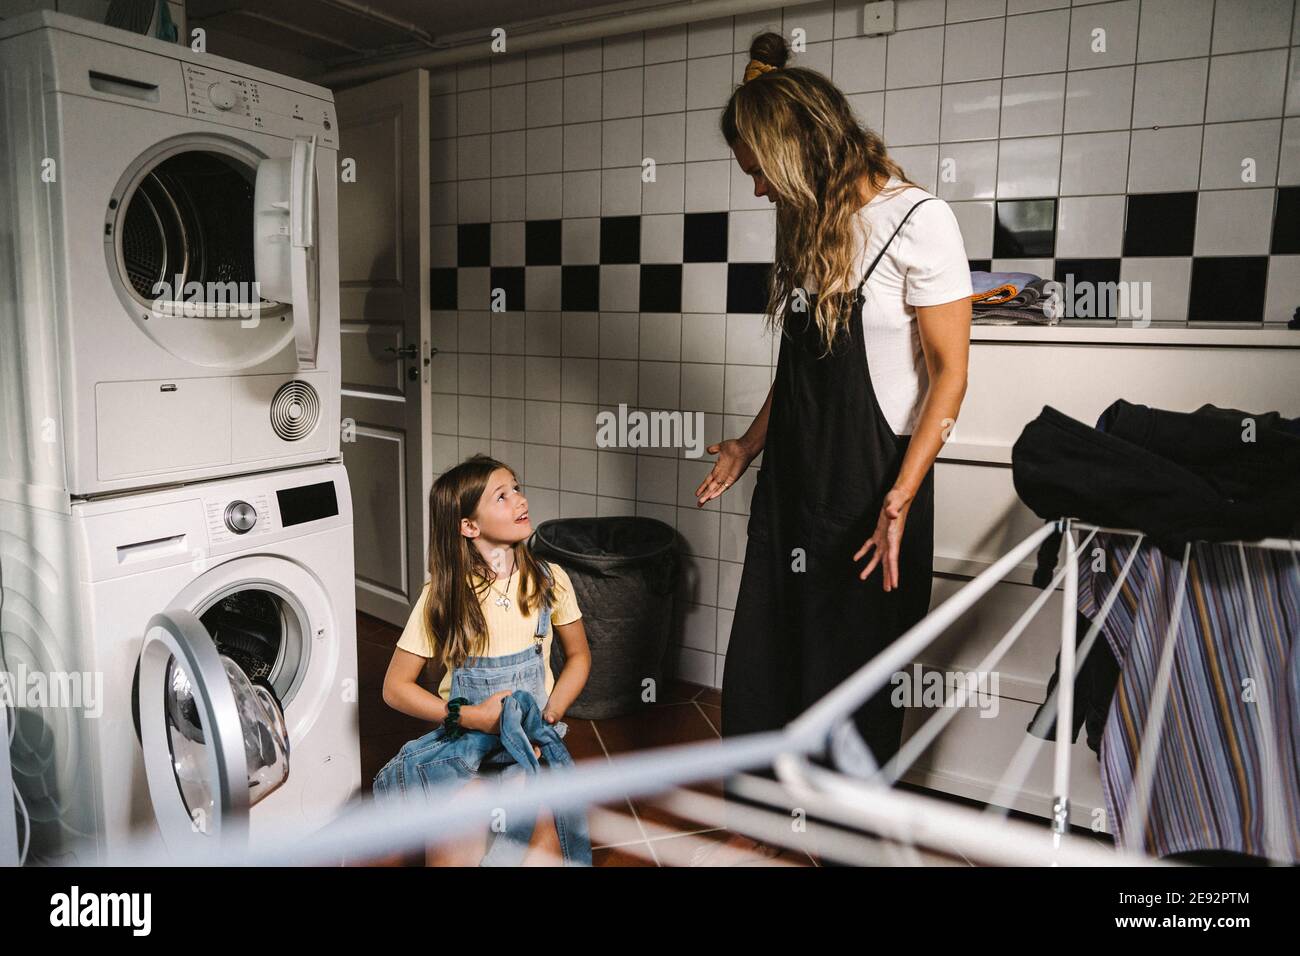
(970, 324), (1299, 347)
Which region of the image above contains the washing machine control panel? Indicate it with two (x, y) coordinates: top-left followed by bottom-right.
(182, 64), (338, 147)
(223, 500), (258, 534)
(206, 493), (273, 545)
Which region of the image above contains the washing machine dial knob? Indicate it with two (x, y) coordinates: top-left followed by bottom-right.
(224, 500), (257, 534)
(208, 82), (237, 111)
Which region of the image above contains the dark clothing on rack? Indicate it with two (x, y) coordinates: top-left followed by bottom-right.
(1026, 611), (1119, 756)
(1012, 399), (1300, 860)
(722, 199), (938, 771)
(1012, 400), (1300, 558)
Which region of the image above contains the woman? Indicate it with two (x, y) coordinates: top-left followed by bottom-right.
(695, 32), (972, 855)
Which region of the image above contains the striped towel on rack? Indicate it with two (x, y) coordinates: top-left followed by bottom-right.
(1079, 534), (1300, 862)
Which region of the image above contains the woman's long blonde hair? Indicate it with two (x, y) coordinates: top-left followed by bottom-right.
(421, 454), (554, 670)
(721, 31), (919, 356)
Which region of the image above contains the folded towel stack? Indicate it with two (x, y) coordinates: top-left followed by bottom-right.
(969, 270), (1060, 325)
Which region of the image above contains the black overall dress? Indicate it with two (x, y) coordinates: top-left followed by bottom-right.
(721, 198), (937, 770)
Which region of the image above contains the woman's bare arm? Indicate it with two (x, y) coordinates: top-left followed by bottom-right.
(893, 295), (971, 500)
(739, 380), (775, 456)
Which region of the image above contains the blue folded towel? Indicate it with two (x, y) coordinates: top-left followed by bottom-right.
(970, 271), (1042, 296)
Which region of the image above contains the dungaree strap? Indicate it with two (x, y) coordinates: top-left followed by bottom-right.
(855, 197), (936, 297)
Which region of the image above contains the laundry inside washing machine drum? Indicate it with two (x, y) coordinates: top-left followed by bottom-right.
(199, 589), (285, 685)
(118, 151), (269, 311)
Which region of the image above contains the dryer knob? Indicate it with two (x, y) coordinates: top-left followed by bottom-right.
(224, 500), (258, 534)
(209, 82), (237, 111)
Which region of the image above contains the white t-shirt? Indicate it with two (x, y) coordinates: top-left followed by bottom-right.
(806, 176), (972, 436)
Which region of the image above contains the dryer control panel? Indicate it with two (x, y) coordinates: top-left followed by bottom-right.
(182, 63), (338, 147)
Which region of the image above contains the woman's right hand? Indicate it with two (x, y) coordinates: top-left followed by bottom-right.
(458, 691), (510, 733)
(695, 438), (756, 506)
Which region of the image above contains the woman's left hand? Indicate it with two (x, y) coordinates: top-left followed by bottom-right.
(853, 487), (914, 591)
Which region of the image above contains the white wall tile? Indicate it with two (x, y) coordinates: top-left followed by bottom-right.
(1004, 9), (1070, 76)
(885, 85), (943, 145)
(1193, 188), (1277, 254)
(603, 66), (645, 119)
(944, 19), (1006, 82)
(1200, 120), (1281, 189)
(1127, 126), (1203, 191)
(941, 79), (1002, 141)
(1063, 65), (1133, 132)
(1066, 0), (1138, 70)
(1205, 49), (1289, 123)
(1137, 0), (1213, 61)
(887, 25), (945, 88)
(937, 140), (999, 199)
(833, 35), (888, 91)
(1059, 130), (1130, 194)
(1055, 195), (1125, 256)
(1211, 0), (1296, 55)
(1000, 73), (1066, 137)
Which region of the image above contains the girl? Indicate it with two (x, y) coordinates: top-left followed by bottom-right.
(380, 453), (591, 865)
(696, 32), (972, 861)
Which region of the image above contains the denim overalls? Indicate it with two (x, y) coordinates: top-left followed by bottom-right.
(372, 563), (592, 865)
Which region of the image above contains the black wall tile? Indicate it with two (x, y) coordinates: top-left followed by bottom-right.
(993, 200), (1056, 258)
(684, 212), (729, 262)
(639, 264), (682, 312)
(726, 262), (772, 314)
(1052, 259), (1124, 319)
(1123, 192), (1196, 257)
(600, 215), (641, 264)
(968, 258), (992, 272)
(526, 219), (562, 265)
(1271, 187), (1300, 255)
(561, 265), (600, 311)
(488, 267), (525, 311)
(431, 268), (458, 309)
(457, 223), (490, 267)
(1188, 257), (1268, 323)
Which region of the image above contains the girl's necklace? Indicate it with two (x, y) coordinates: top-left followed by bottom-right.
(489, 563), (516, 610)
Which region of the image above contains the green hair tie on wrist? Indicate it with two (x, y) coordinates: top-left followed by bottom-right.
(444, 696), (470, 739)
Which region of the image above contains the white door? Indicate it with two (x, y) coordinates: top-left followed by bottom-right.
(253, 134), (322, 368)
(335, 70), (432, 626)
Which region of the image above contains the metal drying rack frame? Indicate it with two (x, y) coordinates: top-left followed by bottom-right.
(90, 519), (1298, 867)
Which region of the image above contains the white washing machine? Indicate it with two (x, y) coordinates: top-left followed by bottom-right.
(0, 461), (360, 863)
(0, 11), (341, 499)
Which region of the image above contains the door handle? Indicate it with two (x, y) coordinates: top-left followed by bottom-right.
(384, 344), (418, 359)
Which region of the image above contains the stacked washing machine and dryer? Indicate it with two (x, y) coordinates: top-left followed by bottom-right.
(0, 12), (360, 864)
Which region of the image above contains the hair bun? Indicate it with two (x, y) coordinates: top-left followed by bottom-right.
(748, 31), (790, 69)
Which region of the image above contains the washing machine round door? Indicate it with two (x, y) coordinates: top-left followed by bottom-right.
(136, 609), (289, 858)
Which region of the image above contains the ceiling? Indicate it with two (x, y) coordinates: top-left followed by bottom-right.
(186, 0), (662, 70)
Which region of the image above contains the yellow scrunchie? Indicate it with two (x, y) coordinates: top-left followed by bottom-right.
(743, 59), (778, 83)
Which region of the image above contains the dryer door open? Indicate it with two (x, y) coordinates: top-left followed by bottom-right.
(136, 609), (289, 857)
(254, 135), (320, 369)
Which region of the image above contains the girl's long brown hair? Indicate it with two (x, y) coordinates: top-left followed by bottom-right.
(420, 454), (555, 670)
(721, 31), (919, 356)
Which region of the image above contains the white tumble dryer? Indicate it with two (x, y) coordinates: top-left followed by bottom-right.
(0, 11), (341, 498)
(1, 462), (360, 863)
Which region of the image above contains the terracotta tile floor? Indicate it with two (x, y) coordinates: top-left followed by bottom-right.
(354, 611), (815, 867)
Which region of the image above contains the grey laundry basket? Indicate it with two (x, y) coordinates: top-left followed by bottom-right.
(531, 516), (679, 720)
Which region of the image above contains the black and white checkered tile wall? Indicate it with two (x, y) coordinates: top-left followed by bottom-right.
(435, 187), (1300, 322)
(428, 0), (1300, 686)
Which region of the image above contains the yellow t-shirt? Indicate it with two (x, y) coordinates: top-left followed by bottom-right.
(396, 562), (583, 700)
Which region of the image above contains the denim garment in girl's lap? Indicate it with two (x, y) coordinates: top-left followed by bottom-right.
(372, 573), (591, 864)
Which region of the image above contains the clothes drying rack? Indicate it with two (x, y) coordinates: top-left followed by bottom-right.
(89, 519), (1298, 867)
